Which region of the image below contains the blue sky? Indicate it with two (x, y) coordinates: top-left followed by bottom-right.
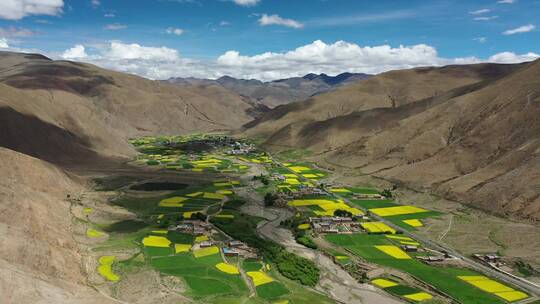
(0, 0), (538, 80)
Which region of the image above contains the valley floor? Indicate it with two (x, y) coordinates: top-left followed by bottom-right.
(70, 134), (540, 304)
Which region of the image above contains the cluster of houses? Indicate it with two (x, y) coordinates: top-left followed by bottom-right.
(226, 141), (255, 155)
(309, 216), (363, 234)
(170, 219), (258, 258)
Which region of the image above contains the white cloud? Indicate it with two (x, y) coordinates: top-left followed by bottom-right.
(258, 14), (303, 29)
(474, 15), (498, 21)
(61, 44), (88, 59)
(232, 0), (260, 6)
(56, 40), (540, 81)
(104, 12), (115, 18)
(104, 41), (179, 61)
(220, 21), (230, 26)
(91, 0), (100, 7)
(469, 8), (491, 15)
(0, 0), (64, 20)
(503, 24), (535, 35)
(105, 23), (127, 30)
(166, 27), (184, 36)
(0, 26), (36, 37)
(488, 51), (539, 63)
(473, 37), (487, 43)
(0, 38), (9, 48)
(497, 0), (515, 4)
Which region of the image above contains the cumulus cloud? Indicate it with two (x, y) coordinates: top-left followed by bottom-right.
(497, 0), (515, 4)
(104, 41), (179, 61)
(0, 26), (36, 37)
(0, 38), (9, 48)
(488, 51), (539, 63)
(58, 40), (540, 81)
(469, 8), (491, 15)
(104, 12), (115, 18)
(105, 23), (127, 30)
(258, 14), (303, 29)
(166, 27), (184, 36)
(0, 0), (64, 20)
(61, 44), (88, 59)
(91, 0), (100, 8)
(503, 24), (535, 35)
(232, 0), (260, 6)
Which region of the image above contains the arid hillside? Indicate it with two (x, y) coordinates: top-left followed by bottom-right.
(0, 148), (116, 304)
(0, 51), (262, 165)
(244, 60), (540, 221)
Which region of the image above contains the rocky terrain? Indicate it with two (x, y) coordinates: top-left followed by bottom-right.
(244, 60), (540, 222)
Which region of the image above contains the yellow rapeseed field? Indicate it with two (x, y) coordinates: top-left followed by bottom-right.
(371, 278), (398, 288)
(458, 276), (513, 292)
(494, 291), (529, 302)
(457, 275), (528, 301)
(404, 292), (433, 301)
(98, 256), (120, 282)
(86, 228), (105, 238)
(186, 192), (203, 197)
(215, 263), (240, 274)
(386, 235), (414, 241)
(142, 235), (171, 248)
(193, 246), (220, 258)
(247, 271), (274, 286)
(174, 243), (192, 253)
(217, 189), (233, 195)
(288, 166), (311, 173)
(159, 196), (187, 207)
(285, 178), (301, 185)
(330, 188), (351, 193)
(214, 214), (235, 219)
(403, 219), (423, 227)
(302, 174), (319, 178)
(374, 245), (411, 259)
(195, 235), (209, 242)
(298, 223), (311, 230)
(152, 230), (168, 234)
(369, 206), (428, 217)
(289, 199), (364, 216)
(361, 222), (396, 234)
(203, 192), (226, 200)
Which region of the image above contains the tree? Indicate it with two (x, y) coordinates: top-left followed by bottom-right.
(264, 193), (276, 207)
(334, 209), (353, 217)
(380, 189), (393, 198)
(190, 212), (207, 221)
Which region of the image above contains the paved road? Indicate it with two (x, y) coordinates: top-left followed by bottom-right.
(267, 153), (540, 301)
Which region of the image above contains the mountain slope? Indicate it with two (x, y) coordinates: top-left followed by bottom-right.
(0, 148), (116, 304)
(165, 72), (371, 108)
(244, 61), (540, 221)
(0, 51), (259, 165)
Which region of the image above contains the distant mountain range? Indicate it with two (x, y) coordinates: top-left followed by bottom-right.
(164, 72), (372, 108)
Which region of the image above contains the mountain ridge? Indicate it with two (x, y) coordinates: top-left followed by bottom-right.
(164, 72), (372, 108)
(243, 60), (540, 221)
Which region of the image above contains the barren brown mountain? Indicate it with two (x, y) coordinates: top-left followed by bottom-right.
(245, 60), (540, 221)
(0, 51), (262, 165)
(0, 51), (262, 303)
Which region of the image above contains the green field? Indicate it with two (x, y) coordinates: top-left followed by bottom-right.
(326, 233), (509, 304)
(152, 252), (248, 298)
